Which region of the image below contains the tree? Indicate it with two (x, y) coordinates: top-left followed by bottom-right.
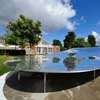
(52, 39), (62, 46)
(63, 32), (76, 49)
(83, 42), (91, 47)
(52, 39), (64, 51)
(88, 35), (96, 47)
(52, 39), (62, 50)
(73, 38), (92, 48)
(73, 38), (91, 48)
(5, 33), (18, 45)
(6, 15), (42, 48)
(73, 38), (85, 47)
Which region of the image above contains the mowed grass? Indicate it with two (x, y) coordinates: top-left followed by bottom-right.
(0, 56), (13, 76)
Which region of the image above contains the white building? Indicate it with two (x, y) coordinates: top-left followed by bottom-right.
(35, 40), (53, 54)
(25, 40), (60, 55)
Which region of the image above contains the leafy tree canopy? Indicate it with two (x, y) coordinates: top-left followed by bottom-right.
(73, 38), (91, 48)
(88, 35), (96, 47)
(6, 15), (42, 48)
(5, 33), (18, 45)
(52, 39), (62, 46)
(52, 39), (63, 50)
(63, 32), (76, 49)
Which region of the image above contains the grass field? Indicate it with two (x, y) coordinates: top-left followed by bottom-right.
(0, 56), (13, 76)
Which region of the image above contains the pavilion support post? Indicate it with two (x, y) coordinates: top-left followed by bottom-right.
(18, 71), (20, 81)
(44, 72), (47, 92)
(93, 70), (95, 81)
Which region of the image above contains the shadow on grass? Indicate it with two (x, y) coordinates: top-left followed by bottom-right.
(5, 70), (100, 93)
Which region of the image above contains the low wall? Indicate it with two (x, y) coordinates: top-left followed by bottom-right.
(0, 49), (26, 56)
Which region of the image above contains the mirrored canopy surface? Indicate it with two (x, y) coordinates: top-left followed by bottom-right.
(6, 47), (100, 73)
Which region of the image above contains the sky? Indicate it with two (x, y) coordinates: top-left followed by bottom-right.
(0, 0), (100, 45)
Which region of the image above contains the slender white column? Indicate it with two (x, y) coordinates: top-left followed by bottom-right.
(47, 48), (49, 53)
(51, 48), (53, 53)
(40, 47), (41, 54)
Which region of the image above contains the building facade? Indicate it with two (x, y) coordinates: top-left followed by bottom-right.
(0, 36), (60, 55)
(25, 40), (60, 55)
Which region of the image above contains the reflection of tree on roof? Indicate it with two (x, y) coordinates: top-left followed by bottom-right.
(88, 56), (96, 60)
(63, 56), (84, 71)
(68, 52), (77, 57)
(9, 56), (41, 71)
(52, 57), (60, 63)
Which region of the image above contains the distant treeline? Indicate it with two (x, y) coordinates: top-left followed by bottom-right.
(52, 32), (96, 50)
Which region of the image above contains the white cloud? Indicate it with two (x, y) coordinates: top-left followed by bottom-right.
(80, 16), (87, 23)
(92, 31), (100, 46)
(96, 21), (100, 27)
(80, 16), (84, 21)
(0, 0), (76, 33)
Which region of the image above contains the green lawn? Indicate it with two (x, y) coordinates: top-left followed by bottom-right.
(0, 56), (13, 76)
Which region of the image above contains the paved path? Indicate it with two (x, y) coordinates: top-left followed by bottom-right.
(0, 73), (9, 100)
(2, 71), (100, 100)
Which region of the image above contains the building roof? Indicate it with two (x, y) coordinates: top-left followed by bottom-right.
(35, 45), (53, 48)
(35, 39), (53, 48)
(38, 39), (49, 45)
(0, 44), (5, 48)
